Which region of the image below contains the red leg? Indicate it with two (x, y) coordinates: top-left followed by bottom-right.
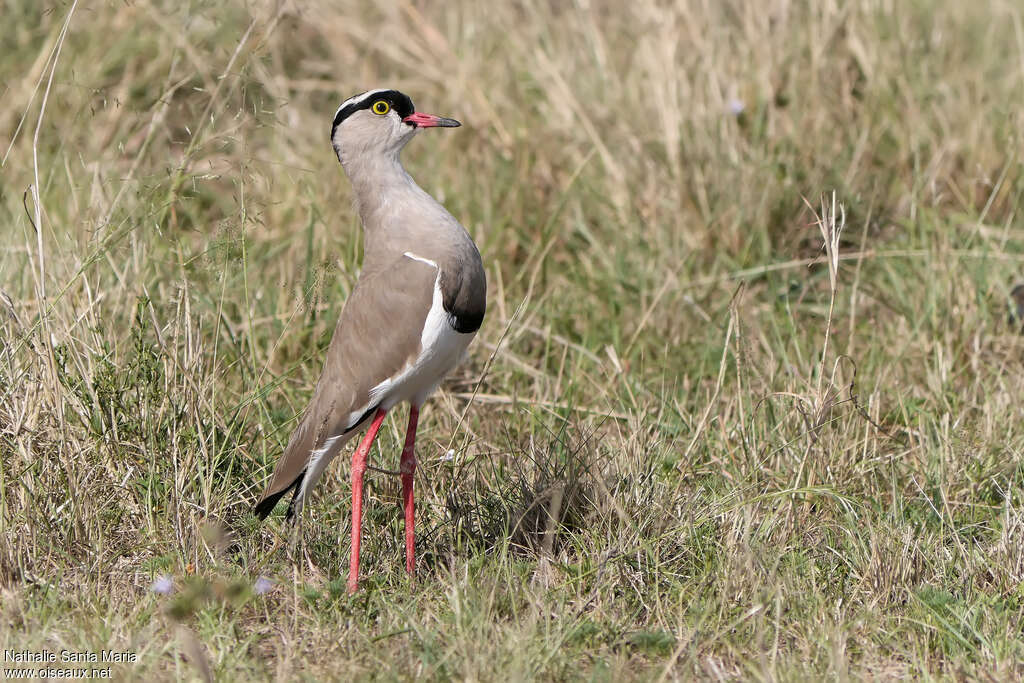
(401, 405), (420, 576)
(348, 408), (388, 594)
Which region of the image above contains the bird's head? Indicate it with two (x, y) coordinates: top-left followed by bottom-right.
(330, 89), (460, 165)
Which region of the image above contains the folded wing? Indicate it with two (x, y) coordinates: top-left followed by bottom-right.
(254, 254), (437, 518)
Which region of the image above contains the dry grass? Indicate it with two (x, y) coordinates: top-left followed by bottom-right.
(2, 0), (1024, 679)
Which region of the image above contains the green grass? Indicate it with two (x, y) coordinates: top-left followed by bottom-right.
(3, 0), (1024, 679)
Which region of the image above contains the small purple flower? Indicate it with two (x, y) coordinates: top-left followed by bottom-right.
(254, 576), (274, 595)
(151, 574), (173, 595)
(727, 98), (745, 116)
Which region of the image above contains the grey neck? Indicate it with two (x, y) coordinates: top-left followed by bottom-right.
(338, 149), (455, 270)
(340, 151), (417, 216)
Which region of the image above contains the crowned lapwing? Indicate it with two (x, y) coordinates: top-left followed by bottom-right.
(254, 89), (486, 593)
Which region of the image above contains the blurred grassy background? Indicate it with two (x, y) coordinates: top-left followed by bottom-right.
(2, 0), (1024, 678)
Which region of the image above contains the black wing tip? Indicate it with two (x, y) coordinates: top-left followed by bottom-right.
(253, 470), (307, 521)
(253, 491), (286, 520)
(448, 310), (484, 334)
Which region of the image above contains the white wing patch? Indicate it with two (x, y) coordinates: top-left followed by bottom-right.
(416, 262), (454, 366)
(403, 251), (438, 268)
(402, 251), (450, 364)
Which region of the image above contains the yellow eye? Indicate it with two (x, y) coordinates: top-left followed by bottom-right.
(372, 100), (390, 115)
